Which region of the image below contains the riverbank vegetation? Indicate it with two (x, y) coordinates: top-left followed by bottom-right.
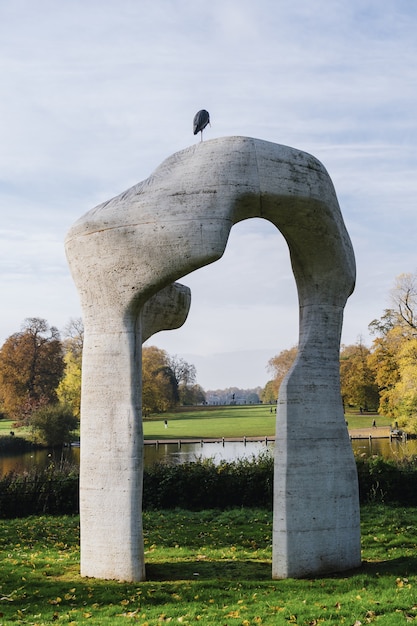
(4, 453), (417, 519)
(0, 505), (417, 625)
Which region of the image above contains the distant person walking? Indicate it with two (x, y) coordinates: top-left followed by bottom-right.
(164, 420), (168, 429)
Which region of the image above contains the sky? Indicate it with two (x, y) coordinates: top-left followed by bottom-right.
(1, 0), (416, 391)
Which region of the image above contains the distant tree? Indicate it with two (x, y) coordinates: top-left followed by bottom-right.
(30, 403), (78, 447)
(339, 342), (379, 411)
(0, 318), (64, 421)
(62, 317), (84, 358)
(57, 318), (84, 418)
(167, 355), (197, 405)
(180, 383), (206, 406)
(205, 387), (261, 405)
(142, 346), (178, 415)
(368, 273), (417, 426)
(390, 272), (417, 333)
(266, 346), (298, 400)
(260, 380), (276, 404)
(367, 325), (403, 417)
(387, 337), (417, 432)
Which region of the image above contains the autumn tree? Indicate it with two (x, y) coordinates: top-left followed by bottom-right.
(260, 379), (277, 404)
(264, 345), (298, 401)
(339, 342), (379, 410)
(367, 274), (417, 431)
(0, 318), (65, 421)
(142, 346), (178, 415)
(57, 318), (84, 418)
(387, 337), (417, 432)
(367, 323), (403, 417)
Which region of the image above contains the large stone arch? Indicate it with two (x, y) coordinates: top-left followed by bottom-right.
(65, 136), (361, 582)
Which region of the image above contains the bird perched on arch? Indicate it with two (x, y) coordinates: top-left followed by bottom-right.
(193, 109), (210, 142)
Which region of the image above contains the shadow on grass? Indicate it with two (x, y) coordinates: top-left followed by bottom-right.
(146, 558), (271, 581)
(145, 555), (417, 584)
(359, 555), (417, 576)
(317, 555), (417, 581)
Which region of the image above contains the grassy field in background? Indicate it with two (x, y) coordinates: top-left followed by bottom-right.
(0, 505), (416, 625)
(142, 405), (393, 440)
(0, 405), (393, 442)
(143, 405), (276, 439)
(0, 419), (30, 437)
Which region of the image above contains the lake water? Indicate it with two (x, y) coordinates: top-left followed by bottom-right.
(1, 437), (417, 476)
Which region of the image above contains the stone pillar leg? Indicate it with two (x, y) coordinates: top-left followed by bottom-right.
(79, 315), (145, 581)
(272, 305), (361, 578)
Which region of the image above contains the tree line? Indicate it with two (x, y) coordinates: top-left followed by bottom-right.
(262, 273), (417, 434)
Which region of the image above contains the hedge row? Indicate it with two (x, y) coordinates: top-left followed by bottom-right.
(2, 454), (417, 518)
(143, 455), (274, 510)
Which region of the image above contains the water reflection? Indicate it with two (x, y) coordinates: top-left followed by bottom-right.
(0, 441), (272, 476)
(145, 440), (274, 466)
(0, 447), (80, 477)
(2, 437), (417, 476)
(351, 437), (417, 459)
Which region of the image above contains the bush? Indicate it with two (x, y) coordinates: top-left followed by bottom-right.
(355, 454), (417, 504)
(0, 463), (79, 518)
(143, 453), (274, 510)
(30, 403), (78, 447)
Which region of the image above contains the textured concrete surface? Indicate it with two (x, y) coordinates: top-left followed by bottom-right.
(65, 136), (360, 581)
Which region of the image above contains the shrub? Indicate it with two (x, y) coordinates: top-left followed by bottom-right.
(0, 463), (79, 518)
(143, 453), (274, 510)
(355, 454), (417, 504)
(30, 403), (78, 447)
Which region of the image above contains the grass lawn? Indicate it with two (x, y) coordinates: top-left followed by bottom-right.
(0, 505), (416, 625)
(1, 406), (394, 443)
(143, 405), (277, 439)
(344, 409), (392, 430)
(143, 405), (393, 440)
(0, 418), (30, 438)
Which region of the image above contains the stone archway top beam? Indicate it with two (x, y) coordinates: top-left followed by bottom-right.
(65, 136), (355, 321)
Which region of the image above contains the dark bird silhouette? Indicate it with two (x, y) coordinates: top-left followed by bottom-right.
(193, 109), (210, 142)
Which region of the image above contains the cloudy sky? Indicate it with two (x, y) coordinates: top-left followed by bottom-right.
(1, 1), (416, 390)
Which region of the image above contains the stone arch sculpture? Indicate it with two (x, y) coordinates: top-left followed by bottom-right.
(65, 136), (361, 582)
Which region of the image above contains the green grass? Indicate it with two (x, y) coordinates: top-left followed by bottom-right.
(1, 406), (395, 445)
(143, 405), (394, 440)
(143, 405), (277, 439)
(0, 418), (30, 437)
(1, 505), (417, 625)
(344, 409), (393, 430)
(0, 418), (15, 433)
